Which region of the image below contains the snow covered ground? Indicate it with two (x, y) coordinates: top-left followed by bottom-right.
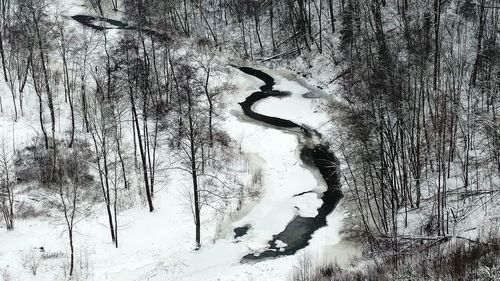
(0, 63), (351, 280)
(0, 0), (354, 278)
(116, 67), (348, 281)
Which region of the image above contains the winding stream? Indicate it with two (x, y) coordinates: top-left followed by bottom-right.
(71, 13), (343, 262)
(234, 66), (343, 261)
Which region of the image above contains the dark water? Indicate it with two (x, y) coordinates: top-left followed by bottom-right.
(71, 15), (172, 41)
(72, 15), (128, 30)
(233, 66), (343, 261)
(234, 225), (251, 239)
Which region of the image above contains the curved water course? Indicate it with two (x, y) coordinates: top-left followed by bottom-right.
(234, 66), (343, 261)
(72, 15), (172, 42)
(70, 13), (343, 260)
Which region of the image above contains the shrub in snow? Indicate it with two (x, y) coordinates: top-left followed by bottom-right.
(41, 250), (64, 260)
(15, 202), (43, 219)
(20, 249), (43, 276)
(1, 267), (13, 281)
(15, 138), (94, 188)
(292, 250), (319, 281)
(392, 265), (421, 281)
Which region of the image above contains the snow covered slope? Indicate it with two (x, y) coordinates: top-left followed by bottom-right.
(0, 62), (349, 280)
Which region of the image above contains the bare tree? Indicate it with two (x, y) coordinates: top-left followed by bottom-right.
(0, 138), (14, 230)
(169, 62), (210, 249)
(88, 71), (119, 246)
(0, 0), (10, 83)
(56, 21), (77, 147)
(57, 149), (85, 276)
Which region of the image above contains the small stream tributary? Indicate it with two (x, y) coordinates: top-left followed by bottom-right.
(71, 14), (171, 41)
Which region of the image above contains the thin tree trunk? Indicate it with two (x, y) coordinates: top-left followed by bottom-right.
(270, 1), (276, 52)
(34, 15), (55, 146)
(130, 91), (154, 212)
(470, 0), (485, 86)
(203, 68), (213, 147)
(0, 36), (8, 82)
(328, 0), (335, 33)
(30, 61), (49, 149)
(187, 87), (201, 249)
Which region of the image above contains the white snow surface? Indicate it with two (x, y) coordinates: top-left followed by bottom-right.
(251, 70), (331, 130)
(134, 67), (346, 280)
(0, 64), (347, 280)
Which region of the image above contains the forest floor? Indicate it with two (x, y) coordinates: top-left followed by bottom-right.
(0, 64), (357, 280)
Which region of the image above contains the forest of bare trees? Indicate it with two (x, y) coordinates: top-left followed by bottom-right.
(0, 0), (498, 279)
(337, 0), (499, 241)
(334, 0), (500, 279)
